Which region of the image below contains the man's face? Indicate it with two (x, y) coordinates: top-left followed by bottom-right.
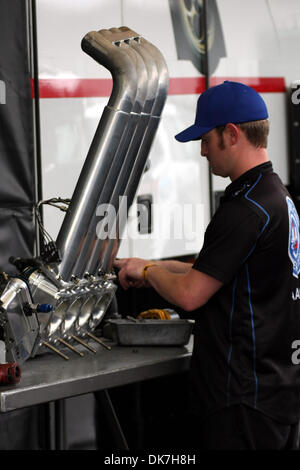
(201, 128), (232, 177)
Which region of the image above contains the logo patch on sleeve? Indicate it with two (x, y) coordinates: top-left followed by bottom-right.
(287, 196), (300, 278)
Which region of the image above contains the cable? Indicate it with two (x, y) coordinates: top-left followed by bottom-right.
(34, 198), (70, 246)
(34, 198), (70, 262)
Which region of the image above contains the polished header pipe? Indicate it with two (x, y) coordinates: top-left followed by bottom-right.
(70, 29), (150, 279)
(56, 29), (138, 281)
(56, 27), (169, 281)
(99, 36), (169, 273)
(84, 32), (166, 276)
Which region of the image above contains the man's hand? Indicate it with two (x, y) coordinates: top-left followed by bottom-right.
(114, 258), (151, 290)
(114, 257), (223, 309)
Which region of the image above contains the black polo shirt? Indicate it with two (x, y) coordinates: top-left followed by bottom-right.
(192, 161), (300, 424)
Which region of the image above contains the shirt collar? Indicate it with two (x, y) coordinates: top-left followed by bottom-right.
(224, 161), (273, 200)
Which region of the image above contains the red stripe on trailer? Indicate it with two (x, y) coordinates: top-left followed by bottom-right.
(168, 77), (206, 94)
(32, 78), (113, 98)
(210, 76), (286, 93)
(30, 76), (285, 98)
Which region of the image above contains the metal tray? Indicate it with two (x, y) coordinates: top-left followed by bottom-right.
(108, 319), (194, 346)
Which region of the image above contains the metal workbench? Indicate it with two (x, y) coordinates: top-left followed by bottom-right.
(0, 336), (193, 413)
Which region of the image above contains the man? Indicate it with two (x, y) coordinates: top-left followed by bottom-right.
(114, 81), (300, 450)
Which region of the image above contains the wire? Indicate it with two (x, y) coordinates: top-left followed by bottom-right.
(34, 197), (71, 246)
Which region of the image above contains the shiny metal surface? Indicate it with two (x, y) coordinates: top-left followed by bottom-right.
(0, 27), (168, 364)
(56, 28), (139, 281)
(0, 337), (192, 412)
(71, 29), (148, 279)
(27, 268), (117, 358)
(56, 27), (169, 280)
(85, 33), (163, 275)
(0, 278), (39, 363)
(0, 264), (117, 362)
(100, 39), (169, 273)
(28, 270), (62, 336)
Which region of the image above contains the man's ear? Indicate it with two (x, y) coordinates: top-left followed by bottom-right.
(224, 123), (239, 145)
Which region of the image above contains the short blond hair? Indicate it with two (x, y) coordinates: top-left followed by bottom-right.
(215, 119), (269, 149)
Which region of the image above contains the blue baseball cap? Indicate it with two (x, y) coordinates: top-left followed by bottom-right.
(175, 81), (269, 142)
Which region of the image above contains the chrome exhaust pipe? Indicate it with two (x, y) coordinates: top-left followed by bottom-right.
(71, 28), (150, 279)
(56, 29), (140, 281)
(84, 30), (166, 276)
(98, 37), (169, 273)
(57, 27), (168, 280)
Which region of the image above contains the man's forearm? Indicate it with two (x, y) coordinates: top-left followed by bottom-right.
(152, 259), (193, 274)
(144, 265), (188, 307)
(114, 256), (222, 310)
(114, 257), (193, 294)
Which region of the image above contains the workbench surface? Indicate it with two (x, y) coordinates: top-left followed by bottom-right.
(0, 336), (193, 412)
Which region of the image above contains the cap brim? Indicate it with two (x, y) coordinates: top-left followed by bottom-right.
(174, 123), (215, 142)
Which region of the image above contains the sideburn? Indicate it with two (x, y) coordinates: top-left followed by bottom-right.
(218, 132), (225, 150)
